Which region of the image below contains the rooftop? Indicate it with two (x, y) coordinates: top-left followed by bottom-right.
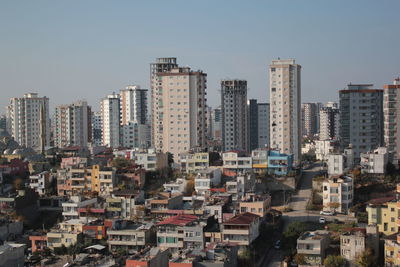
(298, 230), (329, 241)
(223, 212), (259, 225)
(157, 214), (198, 226)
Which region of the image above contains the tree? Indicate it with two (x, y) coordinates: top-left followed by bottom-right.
(356, 248), (375, 267)
(324, 255), (346, 267)
(14, 177), (24, 190)
(185, 179), (195, 196)
(386, 162), (398, 176)
(110, 157), (132, 169)
(294, 253), (306, 265)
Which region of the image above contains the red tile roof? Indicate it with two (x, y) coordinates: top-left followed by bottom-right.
(367, 196), (396, 205)
(157, 214), (198, 226)
(223, 212), (260, 225)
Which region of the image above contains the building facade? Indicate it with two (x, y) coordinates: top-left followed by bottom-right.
(384, 78), (400, 159)
(221, 80), (248, 152)
(269, 59), (301, 162)
(322, 175), (353, 213)
(92, 111), (102, 146)
(100, 93), (120, 148)
(258, 103), (270, 149)
(55, 100), (92, 148)
(339, 84), (383, 161)
(302, 103), (319, 138)
(319, 102), (340, 140)
(248, 99), (258, 151)
(120, 85), (148, 125)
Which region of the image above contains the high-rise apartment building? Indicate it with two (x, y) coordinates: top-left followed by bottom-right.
(221, 80), (248, 152)
(258, 103), (270, 149)
(153, 66), (207, 159)
(248, 99), (258, 151)
(150, 57), (179, 149)
(120, 85), (148, 125)
(339, 84), (383, 161)
(319, 102), (340, 141)
(54, 101), (92, 148)
(6, 93), (50, 151)
(92, 111), (102, 146)
(211, 107), (222, 142)
(302, 103), (319, 137)
(384, 78), (400, 158)
(100, 93), (120, 148)
(269, 59), (301, 162)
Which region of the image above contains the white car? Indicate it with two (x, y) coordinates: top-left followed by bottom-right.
(320, 210), (335, 216)
(319, 217), (326, 224)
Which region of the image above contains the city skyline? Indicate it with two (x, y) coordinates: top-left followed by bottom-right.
(1, 1), (400, 112)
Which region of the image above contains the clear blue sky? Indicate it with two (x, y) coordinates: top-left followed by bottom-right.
(1, 0), (399, 112)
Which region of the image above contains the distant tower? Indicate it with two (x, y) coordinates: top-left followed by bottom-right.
(40, 103), (46, 154)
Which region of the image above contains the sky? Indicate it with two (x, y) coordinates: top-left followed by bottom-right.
(1, 0), (400, 112)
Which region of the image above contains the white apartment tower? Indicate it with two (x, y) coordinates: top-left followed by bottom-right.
(302, 103), (319, 137)
(150, 57), (179, 149)
(384, 78), (400, 158)
(319, 102), (340, 141)
(153, 66), (207, 159)
(120, 85), (148, 125)
(221, 80), (248, 152)
(269, 59), (301, 162)
(55, 101), (92, 148)
(339, 84), (383, 161)
(100, 93), (120, 148)
(6, 93), (50, 151)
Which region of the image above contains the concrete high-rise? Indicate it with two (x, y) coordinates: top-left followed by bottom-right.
(258, 103), (270, 148)
(221, 80), (248, 152)
(339, 84), (383, 161)
(92, 111), (102, 146)
(150, 58), (178, 149)
(120, 85), (148, 125)
(319, 102), (340, 141)
(6, 93), (50, 151)
(55, 100), (92, 148)
(100, 93), (120, 148)
(269, 59), (301, 162)
(302, 103), (319, 138)
(211, 107), (222, 142)
(153, 66), (207, 159)
(248, 99), (259, 151)
(384, 78), (400, 158)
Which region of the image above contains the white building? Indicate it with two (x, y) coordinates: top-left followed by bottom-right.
(131, 148), (168, 171)
(384, 78), (400, 159)
(101, 93), (120, 148)
(120, 85), (148, 125)
(226, 173), (255, 201)
(163, 178), (187, 194)
(152, 65), (207, 160)
(258, 103), (270, 149)
(360, 147), (389, 174)
(194, 168), (222, 195)
(222, 152), (252, 172)
(302, 103), (319, 137)
(6, 93), (50, 151)
(327, 147), (354, 176)
(29, 171), (52, 196)
(55, 100), (92, 148)
(121, 122), (150, 149)
(221, 80), (248, 152)
(323, 175), (353, 213)
(319, 103), (340, 141)
(315, 140), (338, 161)
(61, 196), (97, 220)
(92, 111), (103, 146)
(269, 59), (301, 162)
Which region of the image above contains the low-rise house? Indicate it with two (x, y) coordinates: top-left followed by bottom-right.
(194, 168), (222, 195)
(297, 230), (330, 265)
(267, 150), (293, 176)
(251, 149), (268, 173)
(106, 194), (136, 219)
(130, 148), (169, 171)
(61, 196), (97, 220)
(366, 198), (397, 236)
(327, 146), (354, 176)
(384, 233), (400, 266)
(0, 158), (29, 176)
(82, 219), (111, 240)
(29, 171), (52, 196)
(157, 214), (203, 252)
(239, 193), (271, 218)
(107, 220), (156, 253)
(180, 152), (209, 173)
(29, 235), (47, 253)
(126, 247), (170, 267)
(322, 175), (353, 214)
(222, 212), (260, 246)
(340, 225), (379, 264)
(46, 230), (83, 249)
(222, 152), (252, 174)
(164, 178), (188, 194)
(315, 140), (339, 161)
(149, 192), (183, 215)
(204, 194), (231, 224)
(360, 147), (389, 174)
(60, 157), (88, 169)
(226, 173), (255, 201)
(0, 243), (26, 267)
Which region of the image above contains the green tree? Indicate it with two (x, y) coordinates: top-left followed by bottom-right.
(110, 157), (132, 169)
(356, 248), (375, 267)
(324, 255), (346, 267)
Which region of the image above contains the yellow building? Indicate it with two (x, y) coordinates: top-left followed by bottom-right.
(366, 200), (398, 236)
(46, 231), (82, 249)
(384, 234), (400, 266)
(179, 152), (209, 173)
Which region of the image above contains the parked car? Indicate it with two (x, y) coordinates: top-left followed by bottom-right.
(320, 210), (335, 216)
(319, 217), (326, 224)
(274, 240), (281, 249)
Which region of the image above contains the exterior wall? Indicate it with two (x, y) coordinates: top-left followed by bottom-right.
(302, 103), (319, 137)
(328, 154), (345, 176)
(383, 79), (400, 158)
(322, 176), (353, 213)
(257, 103), (270, 149)
(339, 84), (384, 161)
(248, 99), (258, 151)
(55, 100), (91, 148)
(46, 232), (82, 249)
(360, 147), (388, 174)
(180, 153), (209, 173)
(221, 80), (248, 152)
(319, 104), (340, 140)
(0, 243), (26, 267)
(269, 59), (301, 162)
(6, 93), (51, 151)
(92, 111), (103, 146)
(122, 122), (151, 149)
(366, 202), (398, 236)
(101, 93), (120, 148)
(239, 199), (271, 217)
(120, 85), (148, 125)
